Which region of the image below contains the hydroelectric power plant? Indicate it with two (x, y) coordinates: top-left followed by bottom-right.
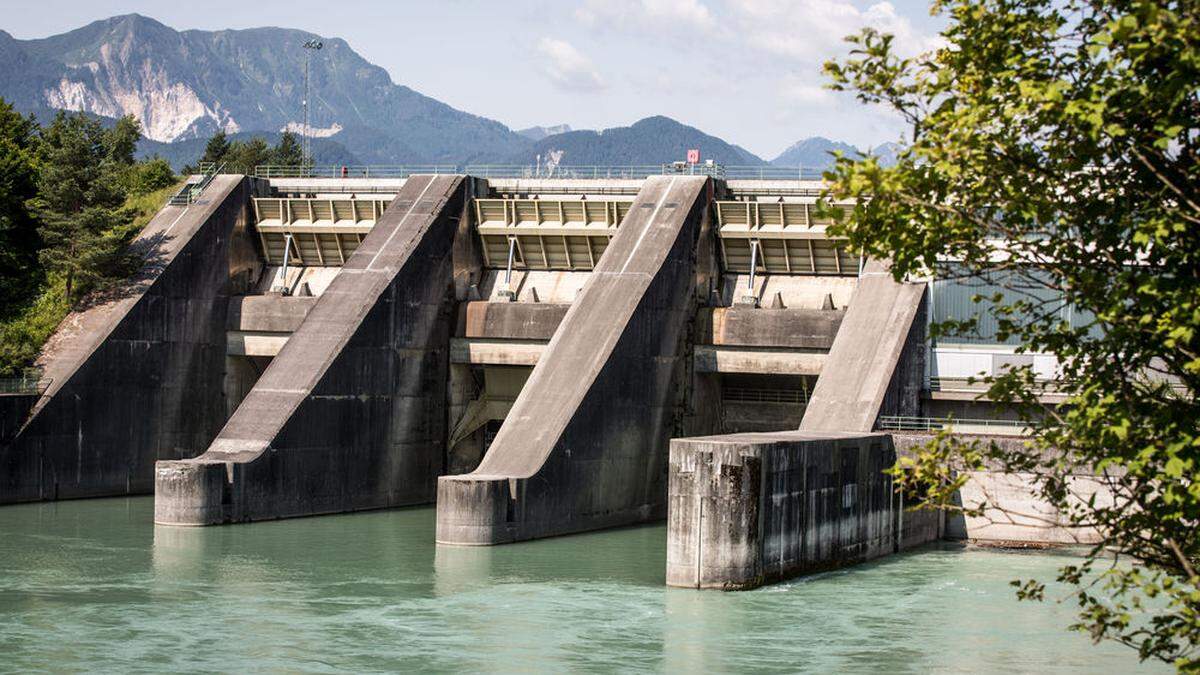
(0, 166), (1095, 591)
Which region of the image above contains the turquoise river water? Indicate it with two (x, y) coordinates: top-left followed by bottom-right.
(0, 497), (1168, 673)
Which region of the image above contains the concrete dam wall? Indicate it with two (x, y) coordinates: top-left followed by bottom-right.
(0, 175), (258, 504)
(436, 176), (713, 544)
(0, 167), (1082, 593)
(666, 431), (942, 589)
(155, 175), (470, 525)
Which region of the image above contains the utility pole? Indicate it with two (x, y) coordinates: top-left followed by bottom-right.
(302, 39), (324, 169)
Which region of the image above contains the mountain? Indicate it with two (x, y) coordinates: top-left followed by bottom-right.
(0, 14), (892, 171)
(517, 116), (767, 166)
(516, 124), (572, 141)
(771, 137), (902, 169)
(0, 14), (531, 163)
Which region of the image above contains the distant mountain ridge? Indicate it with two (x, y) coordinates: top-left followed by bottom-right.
(0, 14), (530, 164)
(518, 116), (767, 166)
(0, 14), (903, 170)
(771, 137), (901, 169)
(516, 124), (571, 141)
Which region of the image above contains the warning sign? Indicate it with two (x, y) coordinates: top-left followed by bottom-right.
(686, 149), (700, 164)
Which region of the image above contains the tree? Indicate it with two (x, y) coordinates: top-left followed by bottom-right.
(823, 0), (1198, 667)
(0, 98), (42, 317)
(128, 157), (176, 196)
(223, 137), (272, 174)
(198, 129), (229, 168)
(32, 112), (133, 302)
(271, 131), (304, 167)
(105, 115), (140, 166)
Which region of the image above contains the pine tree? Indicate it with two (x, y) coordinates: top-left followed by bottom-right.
(33, 112), (133, 302)
(199, 130), (230, 168)
(105, 115), (140, 166)
(0, 98), (42, 317)
(272, 131), (303, 167)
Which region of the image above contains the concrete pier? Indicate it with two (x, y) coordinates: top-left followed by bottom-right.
(0, 175), (258, 504)
(154, 175), (469, 525)
(436, 176), (712, 545)
(666, 431), (941, 589)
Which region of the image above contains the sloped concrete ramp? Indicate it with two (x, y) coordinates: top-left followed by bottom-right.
(0, 175), (256, 504)
(155, 175), (467, 525)
(436, 175), (710, 545)
(799, 260), (925, 432)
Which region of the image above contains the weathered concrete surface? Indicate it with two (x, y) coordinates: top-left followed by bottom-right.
(0, 395), (39, 443)
(457, 302), (569, 340)
(0, 176), (256, 504)
(436, 176), (712, 545)
(799, 261), (926, 432)
(697, 307), (843, 349)
(154, 175), (470, 525)
(666, 430), (942, 589)
(892, 433), (1105, 544)
(227, 295), (317, 333)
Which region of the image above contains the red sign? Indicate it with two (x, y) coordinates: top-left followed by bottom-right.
(686, 149), (700, 164)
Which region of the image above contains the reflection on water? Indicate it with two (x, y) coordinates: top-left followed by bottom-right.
(0, 498), (1167, 672)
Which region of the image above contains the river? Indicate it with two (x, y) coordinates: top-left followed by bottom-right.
(0, 497), (1166, 673)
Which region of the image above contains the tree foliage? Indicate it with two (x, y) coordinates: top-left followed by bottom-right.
(824, 0), (1198, 667)
(0, 99), (42, 318)
(189, 130), (306, 174)
(31, 112), (138, 302)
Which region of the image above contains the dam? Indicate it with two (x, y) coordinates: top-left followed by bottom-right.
(0, 165), (1089, 588)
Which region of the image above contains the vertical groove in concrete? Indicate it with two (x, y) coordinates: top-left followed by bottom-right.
(799, 261), (926, 432)
(436, 175), (711, 545)
(0, 176), (255, 504)
(154, 175), (468, 526)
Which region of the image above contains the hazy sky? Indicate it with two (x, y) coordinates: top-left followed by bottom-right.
(2, 0), (945, 158)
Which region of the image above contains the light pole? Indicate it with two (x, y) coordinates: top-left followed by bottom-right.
(302, 39), (323, 169)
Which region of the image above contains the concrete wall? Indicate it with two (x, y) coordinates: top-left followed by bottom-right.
(666, 430), (942, 590)
(436, 176), (714, 545)
(0, 176), (257, 504)
(892, 433), (1104, 544)
(697, 307), (842, 349)
(154, 175), (472, 525)
(0, 394), (39, 443)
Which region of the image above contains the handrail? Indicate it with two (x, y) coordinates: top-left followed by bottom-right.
(252, 164), (834, 181)
(168, 162), (225, 206)
(877, 415), (1028, 432)
(254, 165), (457, 178)
(0, 371), (51, 395)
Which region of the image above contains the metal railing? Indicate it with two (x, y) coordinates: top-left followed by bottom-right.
(169, 162), (224, 206)
(877, 415), (1028, 433)
(252, 164), (834, 181)
(926, 376), (1066, 393)
(723, 166), (827, 180)
(254, 165), (457, 178)
(463, 165), (666, 179)
(722, 387), (809, 405)
(0, 372), (51, 395)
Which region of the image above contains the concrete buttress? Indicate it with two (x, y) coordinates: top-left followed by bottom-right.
(0, 175), (256, 504)
(436, 175), (711, 545)
(154, 175), (467, 525)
